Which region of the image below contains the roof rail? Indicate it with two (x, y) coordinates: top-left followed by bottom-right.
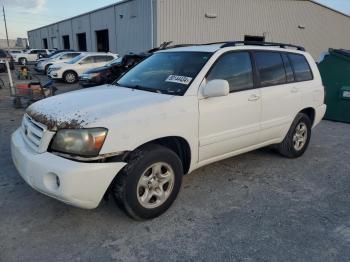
(221, 41), (305, 51)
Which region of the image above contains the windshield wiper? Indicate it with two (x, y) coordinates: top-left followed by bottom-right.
(118, 84), (166, 94)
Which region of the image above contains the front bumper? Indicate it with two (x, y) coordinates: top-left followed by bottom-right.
(48, 70), (62, 80)
(11, 129), (126, 209)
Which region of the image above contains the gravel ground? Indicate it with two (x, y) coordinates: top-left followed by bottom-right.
(0, 66), (350, 262)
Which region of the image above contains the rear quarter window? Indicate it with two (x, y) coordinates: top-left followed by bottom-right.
(288, 53), (313, 82)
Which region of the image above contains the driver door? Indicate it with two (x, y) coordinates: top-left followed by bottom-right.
(199, 51), (261, 162)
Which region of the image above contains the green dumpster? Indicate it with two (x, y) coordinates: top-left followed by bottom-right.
(318, 49), (350, 123)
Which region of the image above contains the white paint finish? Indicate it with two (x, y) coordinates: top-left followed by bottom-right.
(13, 45), (326, 209)
(11, 129), (126, 209)
(198, 86), (261, 161)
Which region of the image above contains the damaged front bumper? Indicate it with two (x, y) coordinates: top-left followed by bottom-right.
(11, 128), (126, 209)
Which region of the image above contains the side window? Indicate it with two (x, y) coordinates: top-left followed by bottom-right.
(207, 52), (254, 92)
(30, 50), (38, 54)
(255, 51), (286, 87)
(281, 53), (295, 83)
(288, 54), (313, 82)
(80, 56), (94, 64)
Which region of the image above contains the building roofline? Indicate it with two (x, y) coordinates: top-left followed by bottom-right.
(309, 0), (350, 19)
(28, 0), (133, 33)
(28, 0), (350, 34)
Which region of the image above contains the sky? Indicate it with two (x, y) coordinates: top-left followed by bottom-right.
(0, 0), (350, 39)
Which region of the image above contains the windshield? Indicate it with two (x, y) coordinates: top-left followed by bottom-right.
(105, 57), (122, 66)
(116, 52), (211, 95)
(50, 53), (64, 60)
(66, 54), (84, 64)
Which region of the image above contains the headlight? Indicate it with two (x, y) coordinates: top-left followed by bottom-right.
(51, 128), (108, 157)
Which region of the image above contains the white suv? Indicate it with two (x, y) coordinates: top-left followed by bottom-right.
(35, 51), (82, 74)
(11, 42), (326, 219)
(47, 53), (118, 83)
(12, 49), (50, 65)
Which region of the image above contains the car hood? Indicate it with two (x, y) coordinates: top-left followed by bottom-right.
(26, 85), (174, 130)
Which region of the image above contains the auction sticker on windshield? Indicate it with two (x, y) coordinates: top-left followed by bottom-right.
(166, 75), (193, 85)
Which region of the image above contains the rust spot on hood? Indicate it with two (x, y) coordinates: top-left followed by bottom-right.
(26, 108), (86, 131)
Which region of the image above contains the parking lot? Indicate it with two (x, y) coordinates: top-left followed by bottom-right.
(0, 66), (350, 262)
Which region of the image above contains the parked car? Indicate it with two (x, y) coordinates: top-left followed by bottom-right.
(79, 53), (149, 87)
(12, 49), (50, 65)
(0, 49), (15, 72)
(38, 49), (74, 60)
(11, 41), (326, 219)
(47, 52), (118, 83)
(35, 51), (82, 74)
(9, 50), (23, 55)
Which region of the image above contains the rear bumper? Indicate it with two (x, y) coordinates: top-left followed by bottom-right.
(11, 129), (126, 209)
(313, 104), (327, 128)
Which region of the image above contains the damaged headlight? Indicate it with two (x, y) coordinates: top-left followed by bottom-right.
(51, 128), (108, 157)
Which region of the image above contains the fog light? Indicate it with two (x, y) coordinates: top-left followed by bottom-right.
(56, 176), (60, 187)
(44, 173), (60, 190)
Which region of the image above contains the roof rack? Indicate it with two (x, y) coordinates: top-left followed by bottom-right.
(221, 41), (305, 51)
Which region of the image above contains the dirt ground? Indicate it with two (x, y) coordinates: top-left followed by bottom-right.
(0, 66), (349, 262)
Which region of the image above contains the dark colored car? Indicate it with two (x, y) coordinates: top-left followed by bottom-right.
(0, 49), (15, 72)
(79, 42), (175, 87)
(79, 53), (151, 87)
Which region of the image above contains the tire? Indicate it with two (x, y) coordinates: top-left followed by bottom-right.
(63, 71), (78, 84)
(112, 144), (183, 220)
(278, 113), (312, 158)
(19, 58), (27, 65)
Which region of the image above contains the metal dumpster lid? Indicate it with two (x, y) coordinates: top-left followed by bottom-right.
(333, 49), (350, 57)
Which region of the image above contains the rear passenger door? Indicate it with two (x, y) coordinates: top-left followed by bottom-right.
(198, 51), (262, 162)
(256, 51), (302, 143)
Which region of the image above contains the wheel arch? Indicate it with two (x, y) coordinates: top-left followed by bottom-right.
(299, 107), (316, 126)
(111, 136), (192, 175)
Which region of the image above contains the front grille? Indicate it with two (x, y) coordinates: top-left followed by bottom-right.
(21, 114), (55, 153)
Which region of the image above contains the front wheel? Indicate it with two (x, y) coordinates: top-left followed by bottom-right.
(113, 144), (183, 220)
(63, 71), (78, 84)
(278, 113), (312, 158)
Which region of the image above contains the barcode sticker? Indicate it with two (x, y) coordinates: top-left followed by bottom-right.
(166, 75), (193, 85)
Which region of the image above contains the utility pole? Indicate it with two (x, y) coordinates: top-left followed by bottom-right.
(3, 5), (10, 49)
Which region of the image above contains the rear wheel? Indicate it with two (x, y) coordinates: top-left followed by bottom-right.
(63, 71), (78, 84)
(278, 113), (311, 158)
(113, 144), (183, 220)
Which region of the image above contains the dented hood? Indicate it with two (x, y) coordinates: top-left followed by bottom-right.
(26, 85), (174, 130)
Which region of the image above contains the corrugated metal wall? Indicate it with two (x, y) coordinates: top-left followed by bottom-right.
(155, 0), (350, 58)
(27, 0), (153, 56)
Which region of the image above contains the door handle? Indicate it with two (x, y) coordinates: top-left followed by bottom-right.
(291, 87), (299, 93)
(248, 94), (260, 101)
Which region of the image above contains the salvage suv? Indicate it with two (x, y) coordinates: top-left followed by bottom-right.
(11, 42), (326, 220)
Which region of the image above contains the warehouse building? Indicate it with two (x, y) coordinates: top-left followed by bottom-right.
(27, 0), (350, 58)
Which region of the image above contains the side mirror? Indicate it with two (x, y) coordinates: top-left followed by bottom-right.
(202, 80), (230, 98)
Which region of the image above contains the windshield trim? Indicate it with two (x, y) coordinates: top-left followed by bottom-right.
(116, 51), (213, 96)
